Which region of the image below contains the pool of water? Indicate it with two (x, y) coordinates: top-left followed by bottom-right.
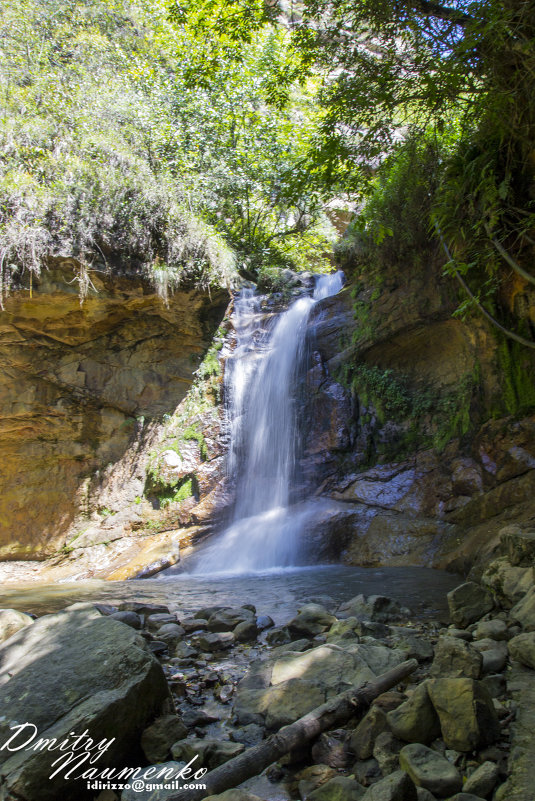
(0, 565), (461, 622)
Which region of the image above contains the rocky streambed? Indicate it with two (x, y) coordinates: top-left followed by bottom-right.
(1, 529), (535, 801)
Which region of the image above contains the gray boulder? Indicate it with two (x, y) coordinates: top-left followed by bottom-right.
(399, 743), (462, 797)
(447, 583), (494, 628)
(0, 608), (169, 801)
(171, 738), (244, 770)
(510, 587), (535, 630)
(207, 607), (254, 633)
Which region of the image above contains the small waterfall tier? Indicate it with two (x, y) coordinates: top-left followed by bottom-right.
(192, 271), (344, 575)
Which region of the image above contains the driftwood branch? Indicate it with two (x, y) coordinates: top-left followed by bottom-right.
(169, 658), (418, 801)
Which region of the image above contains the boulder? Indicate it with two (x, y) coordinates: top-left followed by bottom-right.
(350, 706), (388, 759)
(387, 681), (441, 744)
(156, 623), (185, 644)
(361, 769), (417, 801)
(430, 637), (482, 679)
(255, 615), (274, 630)
(373, 731), (403, 775)
(308, 775), (366, 800)
(338, 595), (408, 623)
(508, 632), (535, 669)
(265, 626), (292, 646)
(427, 678), (501, 751)
(471, 639), (508, 673)
(510, 587), (535, 631)
(191, 631), (235, 652)
(297, 764), (338, 797)
(207, 607), (255, 633)
(473, 619), (508, 641)
(399, 743), (462, 797)
(109, 610), (142, 629)
(0, 608), (169, 801)
(0, 608), (33, 643)
(390, 629), (434, 662)
(234, 620), (259, 642)
(146, 612), (177, 631)
(140, 715), (187, 762)
(287, 603), (337, 636)
(462, 760), (500, 797)
(170, 738), (244, 770)
(447, 583), (494, 628)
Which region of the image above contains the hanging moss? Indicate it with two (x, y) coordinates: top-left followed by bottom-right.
(494, 337), (535, 417)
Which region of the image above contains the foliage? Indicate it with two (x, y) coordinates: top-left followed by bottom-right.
(0, 0), (239, 305)
(0, 0), (337, 305)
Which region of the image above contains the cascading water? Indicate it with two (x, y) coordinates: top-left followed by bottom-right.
(192, 271), (344, 574)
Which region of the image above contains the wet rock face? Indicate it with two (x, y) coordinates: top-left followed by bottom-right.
(0, 269), (228, 558)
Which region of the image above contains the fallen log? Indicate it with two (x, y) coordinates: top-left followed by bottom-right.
(169, 657), (418, 801)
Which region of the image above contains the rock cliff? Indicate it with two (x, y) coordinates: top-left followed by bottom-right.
(0, 266), (228, 562)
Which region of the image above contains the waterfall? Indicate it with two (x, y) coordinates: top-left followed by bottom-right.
(192, 271), (344, 574)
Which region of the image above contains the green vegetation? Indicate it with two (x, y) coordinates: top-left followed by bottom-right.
(0, 0), (337, 306)
(344, 364), (477, 456)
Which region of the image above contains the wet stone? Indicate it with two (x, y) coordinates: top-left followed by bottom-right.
(399, 743), (462, 798)
(109, 610), (142, 629)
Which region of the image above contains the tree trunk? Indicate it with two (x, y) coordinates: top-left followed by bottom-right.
(168, 658), (418, 801)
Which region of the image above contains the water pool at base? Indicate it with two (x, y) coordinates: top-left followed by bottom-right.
(0, 564), (461, 622)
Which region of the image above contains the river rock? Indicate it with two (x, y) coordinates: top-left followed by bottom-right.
(471, 639), (508, 673)
(287, 603), (337, 636)
(350, 705), (388, 759)
(146, 612), (177, 630)
(256, 614), (274, 630)
(207, 607), (255, 632)
(312, 730), (351, 769)
(473, 619), (508, 641)
(156, 623), (186, 644)
(399, 743), (462, 797)
(0, 608), (169, 801)
(229, 723), (264, 746)
(415, 790), (436, 801)
(265, 626), (292, 645)
(191, 631), (235, 652)
(0, 608), (33, 643)
(463, 760), (500, 797)
(361, 769), (417, 801)
(446, 795), (488, 801)
(427, 678), (501, 751)
(308, 775), (366, 800)
(447, 583), (494, 628)
(327, 617), (361, 642)
(387, 681), (441, 743)
(338, 595), (408, 623)
(430, 637), (482, 679)
(508, 631), (535, 669)
(373, 730), (403, 775)
(510, 586), (535, 630)
(140, 715), (188, 762)
(110, 610), (142, 629)
(234, 620), (259, 642)
(170, 737), (245, 769)
(390, 629), (434, 661)
(235, 679), (326, 728)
